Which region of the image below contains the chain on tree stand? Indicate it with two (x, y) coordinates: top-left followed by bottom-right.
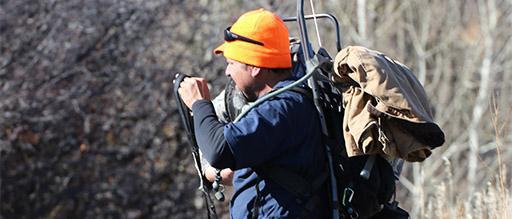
(174, 0), (417, 218)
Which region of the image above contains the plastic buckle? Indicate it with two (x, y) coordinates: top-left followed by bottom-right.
(342, 187), (359, 219)
(342, 187), (354, 206)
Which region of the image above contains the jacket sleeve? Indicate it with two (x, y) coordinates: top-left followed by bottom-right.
(191, 100), (236, 169)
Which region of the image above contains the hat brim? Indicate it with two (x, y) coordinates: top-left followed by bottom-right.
(213, 42), (227, 54)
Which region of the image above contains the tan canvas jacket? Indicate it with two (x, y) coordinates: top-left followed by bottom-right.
(333, 46), (444, 162)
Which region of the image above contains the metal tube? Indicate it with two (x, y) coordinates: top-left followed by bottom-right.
(297, 0), (313, 60)
(283, 13), (342, 52)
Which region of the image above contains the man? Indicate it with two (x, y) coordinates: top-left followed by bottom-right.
(178, 9), (328, 218)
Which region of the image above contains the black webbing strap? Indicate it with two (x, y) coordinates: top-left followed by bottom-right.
(251, 177), (263, 219)
(173, 73), (218, 219)
(289, 85), (313, 101)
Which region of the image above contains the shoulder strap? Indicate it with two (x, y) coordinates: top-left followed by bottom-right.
(288, 85), (313, 101)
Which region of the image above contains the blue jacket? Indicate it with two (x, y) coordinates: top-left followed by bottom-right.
(192, 79), (328, 218)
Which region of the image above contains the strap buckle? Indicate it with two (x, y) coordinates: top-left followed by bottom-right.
(342, 187), (354, 206)
(342, 187), (359, 219)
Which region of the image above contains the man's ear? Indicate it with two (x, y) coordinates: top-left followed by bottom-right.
(249, 66), (262, 78)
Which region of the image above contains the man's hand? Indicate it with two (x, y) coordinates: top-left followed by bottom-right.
(178, 77), (211, 109)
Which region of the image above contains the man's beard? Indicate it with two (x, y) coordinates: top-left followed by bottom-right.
(239, 86), (258, 102)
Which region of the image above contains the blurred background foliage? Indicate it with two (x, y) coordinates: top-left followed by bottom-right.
(1, 0), (511, 218)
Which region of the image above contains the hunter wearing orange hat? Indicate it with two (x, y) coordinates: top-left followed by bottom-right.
(178, 9), (328, 218)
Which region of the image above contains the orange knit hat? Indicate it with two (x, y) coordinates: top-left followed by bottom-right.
(214, 9), (291, 69)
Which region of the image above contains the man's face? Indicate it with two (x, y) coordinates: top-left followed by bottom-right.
(225, 58), (258, 101)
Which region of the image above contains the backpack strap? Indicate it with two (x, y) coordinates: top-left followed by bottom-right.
(288, 85), (313, 101)
(250, 176), (263, 219)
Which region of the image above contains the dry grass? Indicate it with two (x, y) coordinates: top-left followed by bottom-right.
(401, 99), (511, 219)
(423, 174), (510, 219)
